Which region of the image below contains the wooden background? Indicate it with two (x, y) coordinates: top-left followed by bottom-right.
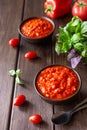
(0, 0), (87, 130)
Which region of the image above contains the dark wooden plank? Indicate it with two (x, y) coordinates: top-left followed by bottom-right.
(0, 0), (24, 130)
(10, 0), (53, 130)
(52, 15), (87, 130)
(23, 0), (45, 18)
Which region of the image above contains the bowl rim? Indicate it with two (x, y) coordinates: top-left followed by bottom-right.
(34, 64), (81, 103)
(18, 16), (55, 40)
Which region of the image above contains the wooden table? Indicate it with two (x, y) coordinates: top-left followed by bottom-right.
(0, 0), (87, 130)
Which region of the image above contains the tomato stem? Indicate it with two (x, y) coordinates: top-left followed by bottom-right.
(77, 0), (87, 12)
(77, 0), (87, 7)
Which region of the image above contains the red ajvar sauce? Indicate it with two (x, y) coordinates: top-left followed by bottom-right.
(36, 66), (79, 100)
(21, 18), (53, 38)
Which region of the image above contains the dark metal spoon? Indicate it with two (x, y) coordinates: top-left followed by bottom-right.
(51, 98), (87, 125)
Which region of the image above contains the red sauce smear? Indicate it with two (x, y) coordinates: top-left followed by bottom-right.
(21, 18), (53, 38)
(36, 66), (80, 100)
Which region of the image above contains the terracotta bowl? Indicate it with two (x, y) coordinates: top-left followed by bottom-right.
(18, 16), (55, 44)
(34, 65), (81, 104)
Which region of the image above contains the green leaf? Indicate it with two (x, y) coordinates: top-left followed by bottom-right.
(81, 50), (87, 58)
(61, 42), (72, 52)
(81, 21), (87, 34)
(71, 33), (81, 44)
(55, 41), (72, 54)
(9, 70), (16, 76)
(66, 16), (82, 34)
(82, 34), (87, 38)
(15, 76), (23, 85)
(74, 42), (84, 53)
(55, 43), (62, 55)
(83, 42), (87, 50)
(75, 23), (81, 33)
(15, 69), (21, 77)
(71, 17), (82, 26)
(9, 69), (24, 85)
(55, 16), (87, 65)
(58, 28), (71, 41)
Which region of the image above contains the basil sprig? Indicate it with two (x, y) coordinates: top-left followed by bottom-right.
(9, 69), (23, 85)
(55, 16), (87, 68)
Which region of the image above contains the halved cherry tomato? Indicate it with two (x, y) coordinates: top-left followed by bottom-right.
(25, 51), (37, 59)
(13, 94), (26, 106)
(9, 38), (20, 47)
(29, 114), (42, 124)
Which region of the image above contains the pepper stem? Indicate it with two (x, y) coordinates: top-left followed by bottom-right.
(45, 5), (52, 13)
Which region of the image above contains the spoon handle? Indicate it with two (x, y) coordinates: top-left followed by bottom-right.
(72, 104), (87, 114)
(72, 98), (87, 112)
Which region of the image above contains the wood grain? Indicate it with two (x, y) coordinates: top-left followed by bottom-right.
(0, 0), (87, 130)
(10, 0), (53, 130)
(0, 0), (24, 130)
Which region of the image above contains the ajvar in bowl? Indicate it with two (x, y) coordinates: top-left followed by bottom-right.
(18, 17), (55, 44)
(34, 65), (81, 104)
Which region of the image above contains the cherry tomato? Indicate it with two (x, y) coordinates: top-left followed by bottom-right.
(9, 38), (20, 47)
(13, 94), (26, 106)
(72, 0), (87, 21)
(29, 114), (42, 124)
(25, 52), (37, 60)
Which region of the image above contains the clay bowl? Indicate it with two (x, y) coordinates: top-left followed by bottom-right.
(34, 65), (81, 104)
(18, 16), (55, 44)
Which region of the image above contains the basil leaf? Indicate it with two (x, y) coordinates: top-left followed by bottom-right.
(55, 16), (87, 67)
(55, 43), (61, 55)
(74, 42), (84, 53)
(58, 28), (71, 42)
(16, 76), (23, 85)
(66, 16), (82, 34)
(16, 69), (21, 76)
(67, 49), (76, 61)
(82, 34), (87, 38)
(81, 50), (87, 58)
(61, 42), (72, 52)
(81, 21), (87, 34)
(75, 23), (81, 33)
(9, 70), (16, 76)
(83, 42), (87, 50)
(71, 55), (82, 68)
(71, 17), (82, 26)
(9, 69), (24, 85)
(71, 33), (81, 44)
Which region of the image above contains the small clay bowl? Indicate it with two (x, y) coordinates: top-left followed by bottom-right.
(18, 16), (55, 44)
(34, 65), (81, 104)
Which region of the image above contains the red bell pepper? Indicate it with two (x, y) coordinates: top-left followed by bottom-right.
(44, 0), (72, 19)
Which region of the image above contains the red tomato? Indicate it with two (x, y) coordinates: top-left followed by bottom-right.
(9, 38), (20, 47)
(25, 52), (37, 59)
(13, 94), (26, 106)
(72, 0), (87, 20)
(29, 114), (42, 124)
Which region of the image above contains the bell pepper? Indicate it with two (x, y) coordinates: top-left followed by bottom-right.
(44, 0), (72, 19)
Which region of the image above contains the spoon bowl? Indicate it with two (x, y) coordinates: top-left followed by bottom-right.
(51, 98), (87, 125)
(52, 111), (72, 125)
